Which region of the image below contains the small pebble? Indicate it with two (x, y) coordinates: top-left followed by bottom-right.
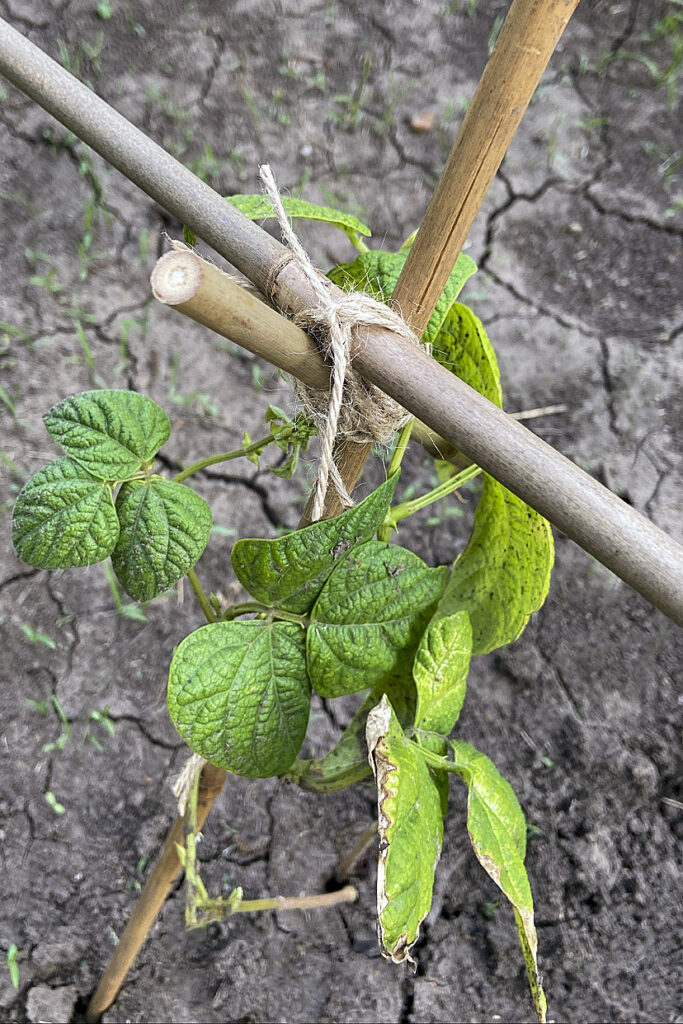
(409, 110), (436, 133)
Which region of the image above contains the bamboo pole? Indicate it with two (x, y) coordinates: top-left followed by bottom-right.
(150, 249), (466, 467)
(395, 0), (581, 326)
(85, 763), (226, 1023)
(291, 0), (581, 521)
(150, 249), (331, 390)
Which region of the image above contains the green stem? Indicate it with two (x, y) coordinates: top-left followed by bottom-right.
(386, 463), (482, 531)
(387, 417), (415, 477)
(409, 738), (465, 776)
(377, 418), (415, 542)
(183, 770), (202, 928)
(221, 601), (269, 620)
(102, 562), (123, 612)
(186, 568), (217, 623)
(221, 601), (308, 625)
(172, 429), (288, 484)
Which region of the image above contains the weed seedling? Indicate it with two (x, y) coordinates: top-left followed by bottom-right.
(11, 195), (554, 1022)
(6, 945), (19, 989)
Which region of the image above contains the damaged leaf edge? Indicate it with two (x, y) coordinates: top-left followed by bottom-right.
(366, 695), (418, 968)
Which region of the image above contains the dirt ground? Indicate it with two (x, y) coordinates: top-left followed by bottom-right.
(0, 1), (681, 1022)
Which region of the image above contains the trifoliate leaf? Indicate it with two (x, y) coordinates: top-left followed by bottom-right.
(11, 457), (119, 569)
(436, 475), (554, 655)
(367, 695), (444, 965)
(307, 541), (448, 698)
(328, 248), (477, 346)
(43, 389), (170, 480)
(168, 620), (310, 778)
(112, 479), (212, 602)
(231, 474), (398, 614)
(226, 194), (372, 241)
(448, 741), (546, 1023)
(413, 610), (472, 737)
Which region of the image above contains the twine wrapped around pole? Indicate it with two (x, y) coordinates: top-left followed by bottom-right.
(258, 165), (417, 521)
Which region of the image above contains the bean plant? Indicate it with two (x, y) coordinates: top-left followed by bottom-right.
(11, 195), (553, 1022)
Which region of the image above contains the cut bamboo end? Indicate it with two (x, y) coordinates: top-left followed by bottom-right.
(151, 248), (331, 392)
(151, 248), (204, 304)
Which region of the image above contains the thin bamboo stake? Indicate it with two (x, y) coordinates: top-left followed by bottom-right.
(85, 763), (226, 1023)
(299, 0), (581, 518)
(150, 249), (330, 390)
(395, 0), (581, 327)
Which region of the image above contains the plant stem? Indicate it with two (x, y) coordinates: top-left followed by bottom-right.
(377, 419), (416, 541)
(172, 431), (282, 484)
(183, 771), (201, 928)
(102, 562), (123, 612)
(221, 602), (308, 626)
(385, 463), (482, 533)
(221, 600), (269, 620)
(186, 568), (217, 623)
(233, 885), (357, 913)
(335, 822), (378, 881)
(387, 417), (415, 478)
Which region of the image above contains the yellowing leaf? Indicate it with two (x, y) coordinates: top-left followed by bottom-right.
(437, 475), (554, 655)
(413, 610), (472, 737)
(449, 740), (546, 1023)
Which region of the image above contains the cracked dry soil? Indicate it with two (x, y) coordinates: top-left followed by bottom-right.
(0, 1), (681, 1022)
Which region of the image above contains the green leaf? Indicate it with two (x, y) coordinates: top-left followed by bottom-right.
(448, 740), (546, 1023)
(413, 610), (472, 737)
(12, 457), (119, 569)
(307, 541), (448, 698)
(43, 389), (171, 480)
(366, 695), (444, 965)
(111, 479), (212, 602)
(432, 302), (503, 407)
(226, 193), (372, 240)
(328, 248), (477, 346)
(168, 620), (310, 778)
(231, 474), (398, 614)
(436, 475), (554, 655)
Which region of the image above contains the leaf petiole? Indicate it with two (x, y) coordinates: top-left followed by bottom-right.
(377, 419), (414, 542)
(222, 601), (308, 626)
(172, 428), (292, 484)
(186, 568), (217, 623)
(384, 463), (482, 533)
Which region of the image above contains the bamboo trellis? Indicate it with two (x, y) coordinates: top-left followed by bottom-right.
(0, 3), (680, 1018)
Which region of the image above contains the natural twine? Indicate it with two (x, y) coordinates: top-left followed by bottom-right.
(172, 752), (207, 816)
(259, 164), (419, 521)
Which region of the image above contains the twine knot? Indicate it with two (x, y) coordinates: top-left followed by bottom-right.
(259, 164), (418, 521)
